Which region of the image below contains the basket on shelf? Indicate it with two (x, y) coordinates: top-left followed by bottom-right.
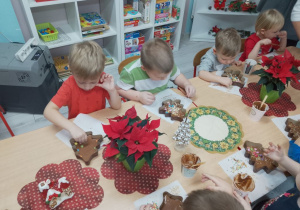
(36, 22), (58, 42)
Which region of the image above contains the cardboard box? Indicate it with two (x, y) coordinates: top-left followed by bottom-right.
(125, 51), (141, 59)
(138, 0), (151, 23)
(125, 45), (143, 54)
(125, 36), (145, 47)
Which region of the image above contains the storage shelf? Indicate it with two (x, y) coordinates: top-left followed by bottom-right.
(39, 24), (81, 49)
(124, 22), (153, 33)
(83, 27), (117, 41)
(154, 17), (179, 27)
(28, 0), (76, 8)
(190, 32), (215, 42)
(197, 8), (259, 16)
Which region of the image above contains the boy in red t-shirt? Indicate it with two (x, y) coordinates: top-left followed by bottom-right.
(239, 9), (287, 62)
(44, 41), (121, 143)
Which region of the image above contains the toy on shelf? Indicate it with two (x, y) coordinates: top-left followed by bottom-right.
(124, 31), (145, 58)
(36, 22), (58, 42)
(38, 177), (74, 209)
(154, 24), (175, 49)
(139, 0), (151, 23)
(80, 12), (109, 37)
(208, 25), (222, 36)
(124, 4), (139, 16)
(214, 0), (226, 10)
(155, 0), (172, 24)
(228, 0), (257, 13)
(172, 5), (180, 20)
(173, 117), (190, 151)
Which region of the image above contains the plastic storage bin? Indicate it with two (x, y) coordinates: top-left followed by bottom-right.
(36, 22), (58, 42)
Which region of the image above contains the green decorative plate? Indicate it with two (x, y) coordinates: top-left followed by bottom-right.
(189, 106), (243, 153)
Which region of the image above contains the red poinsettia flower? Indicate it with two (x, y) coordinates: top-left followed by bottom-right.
(124, 106), (137, 119)
(104, 140), (120, 158)
(102, 118), (131, 140)
(212, 25), (221, 33)
(125, 126), (157, 162)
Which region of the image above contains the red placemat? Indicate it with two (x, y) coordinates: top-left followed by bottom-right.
(101, 144), (173, 194)
(18, 159), (104, 210)
(239, 83), (296, 117)
(291, 73), (300, 90)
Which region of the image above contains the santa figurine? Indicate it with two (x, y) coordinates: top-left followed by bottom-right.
(214, 0), (226, 10)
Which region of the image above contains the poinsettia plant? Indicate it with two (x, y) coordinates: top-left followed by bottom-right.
(252, 50), (300, 96)
(103, 106), (162, 171)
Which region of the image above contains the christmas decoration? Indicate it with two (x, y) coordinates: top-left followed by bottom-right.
(214, 0), (226, 10)
(228, 0), (257, 13)
(173, 117), (191, 151)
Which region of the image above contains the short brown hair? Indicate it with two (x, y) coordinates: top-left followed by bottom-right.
(255, 9), (284, 34)
(183, 189), (243, 210)
(141, 38), (174, 73)
(69, 40), (105, 79)
(215, 28), (241, 57)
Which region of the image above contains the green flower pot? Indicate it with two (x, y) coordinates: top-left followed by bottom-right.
(122, 158), (146, 172)
(260, 85), (281, 104)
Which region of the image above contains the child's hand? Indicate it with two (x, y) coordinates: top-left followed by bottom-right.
(232, 60), (242, 66)
(69, 124), (87, 143)
(201, 173), (233, 195)
(263, 142), (284, 162)
(138, 91), (155, 105)
(233, 192), (252, 210)
(218, 77), (232, 87)
(278, 31), (287, 39)
(97, 73), (116, 92)
(184, 84), (196, 98)
(259, 38), (272, 46)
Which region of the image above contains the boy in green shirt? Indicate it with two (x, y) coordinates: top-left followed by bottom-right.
(117, 38), (195, 105)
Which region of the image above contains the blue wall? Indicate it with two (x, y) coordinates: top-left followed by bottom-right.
(0, 0), (24, 43)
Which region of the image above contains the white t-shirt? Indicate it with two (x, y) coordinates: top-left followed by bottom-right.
(291, 0), (300, 21)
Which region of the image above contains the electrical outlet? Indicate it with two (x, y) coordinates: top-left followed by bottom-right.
(15, 38), (38, 62)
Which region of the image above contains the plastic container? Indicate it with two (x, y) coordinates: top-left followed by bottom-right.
(36, 22), (58, 42)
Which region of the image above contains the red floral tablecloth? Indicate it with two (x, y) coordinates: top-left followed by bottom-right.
(291, 73), (300, 90)
(240, 83), (296, 117)
(101, 144), (173, 194)
(18, 159), (104, 210)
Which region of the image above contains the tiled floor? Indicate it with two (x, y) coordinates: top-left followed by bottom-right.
(0, 36), (214, 140)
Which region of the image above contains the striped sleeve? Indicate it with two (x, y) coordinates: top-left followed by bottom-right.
(117, 68), (135, 90)
(170, 64), (180, 81)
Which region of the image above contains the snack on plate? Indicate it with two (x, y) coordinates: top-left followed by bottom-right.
(221, 69), (245, 88)
(38, 177), (74, 209)
(285, 118), (300, 140)
(244, 140), (278, 173)
(160, 191), (183, 210)
(70, 131), (103, 165)
(159, 99), (186, 121)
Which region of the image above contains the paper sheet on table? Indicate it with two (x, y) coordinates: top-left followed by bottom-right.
(143, 89), (192, 124)
(209, 70), (248, 97)
(272, 114), (300, 140)
(134, 180), (187, 210)
(219, 149), (286, 202)
(55, 113), (108, 148)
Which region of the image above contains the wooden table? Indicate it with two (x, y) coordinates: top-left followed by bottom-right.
(1, 48), (300, 209)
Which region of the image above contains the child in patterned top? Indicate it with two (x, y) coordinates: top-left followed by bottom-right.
(197, 28), (242, 87)
(117, 38), (196, 105)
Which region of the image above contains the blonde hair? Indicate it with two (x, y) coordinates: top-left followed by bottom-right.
(215, 28), (241, 57)
(69, 41), (105, 79)
(255, 9), (284, 34)
(183, 189), (243, 210)
(141, 38), (174, 73)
